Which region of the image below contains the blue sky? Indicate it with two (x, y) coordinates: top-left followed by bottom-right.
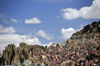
(0, 0), (100, 53)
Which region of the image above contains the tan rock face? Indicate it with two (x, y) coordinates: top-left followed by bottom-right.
(0, 43), (47, 65)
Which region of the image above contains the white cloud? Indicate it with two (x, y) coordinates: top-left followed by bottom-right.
(61, 8), (80, 20)
(0, 24), (15, 33)
(61, 0), (100, 20)
(0, 34), (24, 44)
(11, 18), (18, 23)
(25, 17), (41, 24)
(25, 37), (41, 45)
(37, 30), (53, 40)
(0, 33), (53, 53)
(1, 20), (9, 23)
(0, 34), (41, 53)
(0, 25), (52, 53)
(61, 28), (76, 39)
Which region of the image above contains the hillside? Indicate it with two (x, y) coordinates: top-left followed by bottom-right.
(0, 20), (100, 66)
(51, 20), (100, 47)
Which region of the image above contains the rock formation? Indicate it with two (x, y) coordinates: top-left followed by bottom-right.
(0, 43), (47, 65)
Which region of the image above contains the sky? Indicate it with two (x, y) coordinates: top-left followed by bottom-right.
(0, 0), (100, 53)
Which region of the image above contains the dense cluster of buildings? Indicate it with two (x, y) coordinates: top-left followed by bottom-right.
(27, 41), (100, 66)
(1, 41), (100, 66)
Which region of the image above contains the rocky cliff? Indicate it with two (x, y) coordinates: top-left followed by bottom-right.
(51, 20), (100, 47)
(0, 43), (47, 65)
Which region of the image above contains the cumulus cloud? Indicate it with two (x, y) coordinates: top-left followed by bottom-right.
(0, 24), (15, 33)
(25, 37), (41, 45)
(1, 20), (9, 23)
(0, 33), (53, 53)
(37, 30), (53, 40)
(11, 19), (18, 23)
(0, 25), (53, 53)
(25, 17), (41, 24)
(61, 0), (100, 20)
(61, 8), (80, 20)
(0, 34), (41, 53)
(61, 28), (76, 39)
(0, 34), (24, 44)
(0, 34), (41, 45)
